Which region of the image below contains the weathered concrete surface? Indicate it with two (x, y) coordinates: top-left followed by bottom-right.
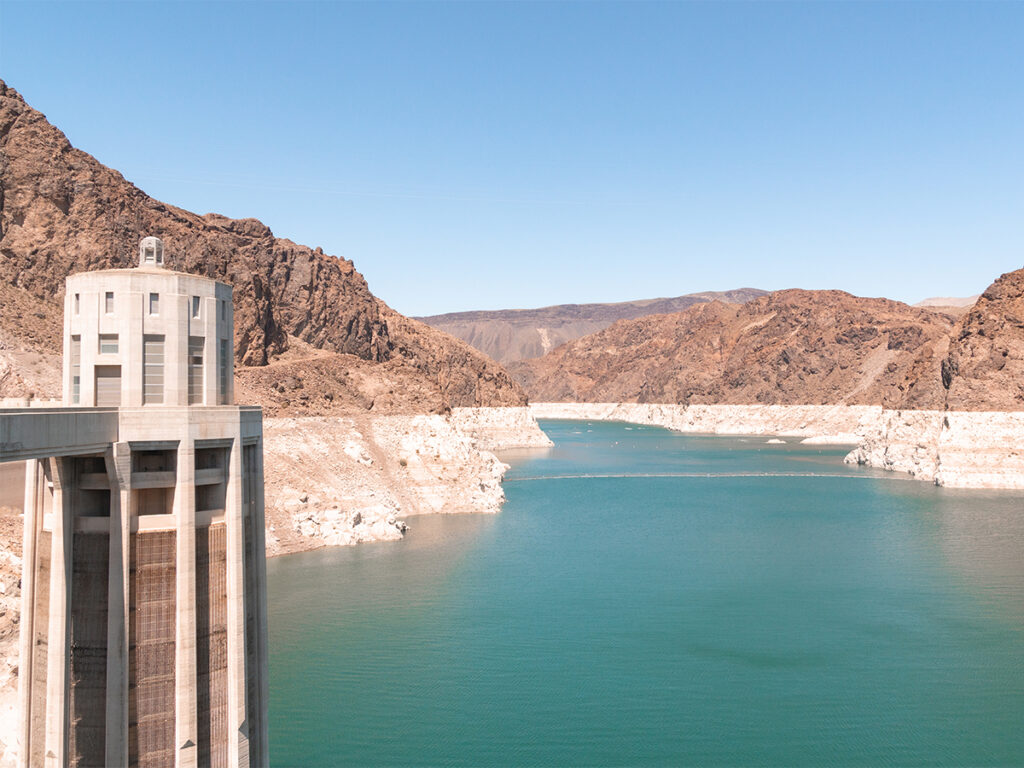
(0, 409), (119, 462)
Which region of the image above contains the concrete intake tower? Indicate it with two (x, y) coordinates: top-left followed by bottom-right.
(0, 237), (269, 767)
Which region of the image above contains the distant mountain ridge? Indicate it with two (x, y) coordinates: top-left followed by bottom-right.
(417, 288), (768, 364)
(509, 290), (957, 408)
(512, 272), (1024, 413)
(914, 295), (980, 318)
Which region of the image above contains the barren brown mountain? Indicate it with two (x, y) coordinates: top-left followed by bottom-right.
(417, 288), (767, 364)
(511, 290), (958, 409)
(0, 79), (525, 413)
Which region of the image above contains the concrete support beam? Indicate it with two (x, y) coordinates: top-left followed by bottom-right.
(225, 434), (249, 767)
(174, 438), (198, 768)
(104, 443), (132, 767)
(16, 460), (41, 768)
(43, 458), (72, 768)
(253, 439), (270, 767)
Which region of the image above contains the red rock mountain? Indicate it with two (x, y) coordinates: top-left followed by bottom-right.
(0, 79), (526, 413)
(511, 289), (961, 409)
(942, 269), (1024, 410)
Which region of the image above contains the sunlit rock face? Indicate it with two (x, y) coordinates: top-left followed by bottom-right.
(942, 267), (1024, 411)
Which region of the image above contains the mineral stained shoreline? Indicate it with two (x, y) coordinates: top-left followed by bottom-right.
(263, 406), (552, 556)
(530, 402), (1024, 490)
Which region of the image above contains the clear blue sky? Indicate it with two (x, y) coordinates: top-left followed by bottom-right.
(1, 1), (1022, 316)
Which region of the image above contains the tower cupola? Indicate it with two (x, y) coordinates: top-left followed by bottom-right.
(139, 235), (165, 267)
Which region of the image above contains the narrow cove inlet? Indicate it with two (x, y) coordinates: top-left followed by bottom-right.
(267, 420), (1024, 767)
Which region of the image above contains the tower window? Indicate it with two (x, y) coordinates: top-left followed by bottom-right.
(149, 292), (160, 315)
(143, 335), (165, 404)
(188, 336), (204, 405)
(144, 246), (155, 263)
(70, 335), (81, 404)
(74, 293), (80, 315)
(220, 300), (226, 321)
(105, 292), (114, 314)
(99, 333), (119, 355)
(219, 339), (229, 403)
(192, 295), (201, 318)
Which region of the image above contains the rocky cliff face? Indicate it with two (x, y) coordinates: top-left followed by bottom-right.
(0, 79), (525, 410)
(512, 290), (956, 408)
(941, 268), (1024, 411)
(417, 288), (767, 364)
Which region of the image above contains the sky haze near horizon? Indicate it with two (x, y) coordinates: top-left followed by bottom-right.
(1, 1), (1022, 316)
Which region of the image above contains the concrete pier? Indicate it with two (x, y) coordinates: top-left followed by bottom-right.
(1, 237), (268, 768)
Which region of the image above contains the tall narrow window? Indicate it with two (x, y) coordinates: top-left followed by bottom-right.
(143, 335), (165, 404)
(191, 295), (200, 319)
(144, 245), (155, 264)
(149, 292), (160, 315)
(70, 335), (81, 404)
(74, 293), (80, 315)
(104, 291), (114, 314)
(220, 300), (226, 321)
(188, 337), (204, 405)
(219, 339), (228, 404)
(99, 333), (119, 355)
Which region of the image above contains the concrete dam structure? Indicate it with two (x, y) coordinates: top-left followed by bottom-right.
(0, 237), (269, 767)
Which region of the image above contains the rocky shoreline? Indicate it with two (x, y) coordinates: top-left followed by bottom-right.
(263, 406), (551, 555)
(530, 402), (1024, 490)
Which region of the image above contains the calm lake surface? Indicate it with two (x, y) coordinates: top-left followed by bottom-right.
(268, 420), (1024, 767)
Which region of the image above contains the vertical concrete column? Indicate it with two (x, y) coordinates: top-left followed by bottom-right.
(201, 296), (218, 407)
(80, 291), (99, 407)
(62, 292), (72, 405)
(226, 300), (234, 405)
(225, 431), (249, 767)
(17, 460), (41, 768)
(253, 438), (270, 766)
(104, 442), (132, 767)
(174, 434), (198, 768)
(43, 458), (73, 768)
(125, 286), (145, 407)
(167, 290), (188, 406)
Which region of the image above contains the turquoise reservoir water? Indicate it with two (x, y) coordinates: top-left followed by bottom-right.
(268, 420), (1024, 766)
